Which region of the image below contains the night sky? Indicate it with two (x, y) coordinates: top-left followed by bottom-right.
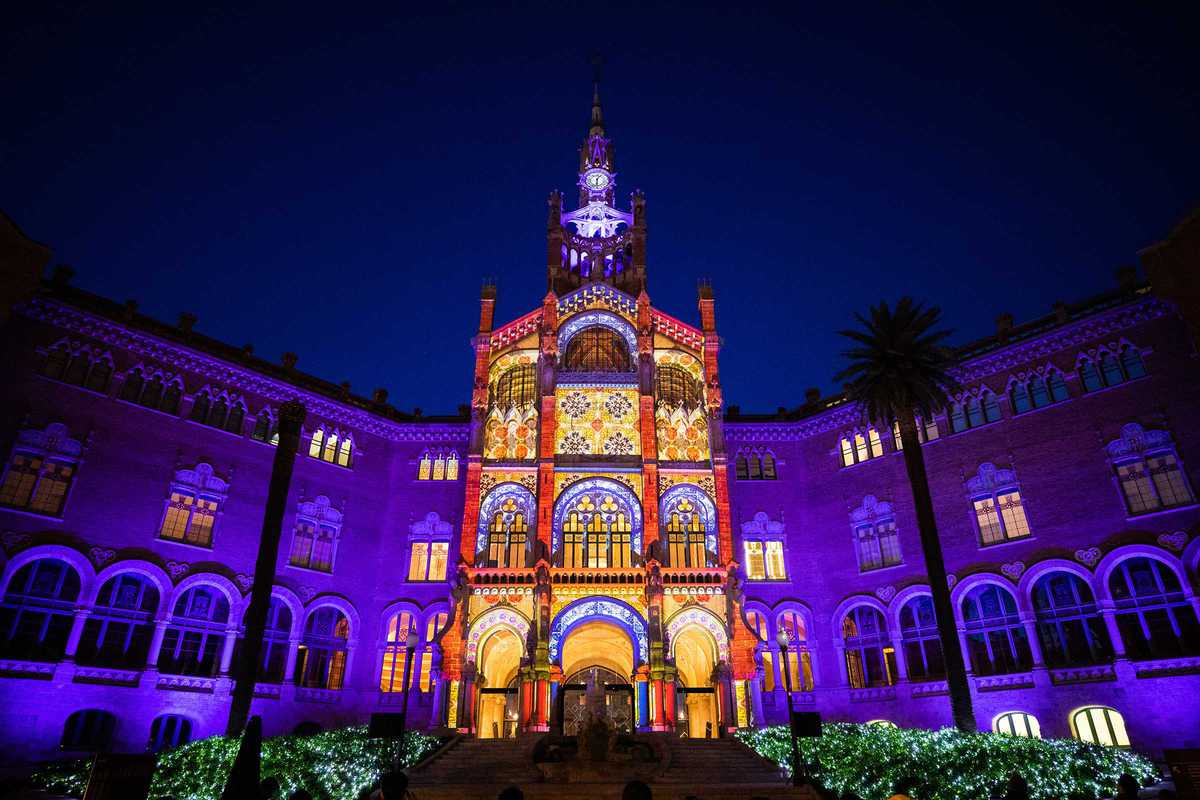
(4, 3), (1198, 414)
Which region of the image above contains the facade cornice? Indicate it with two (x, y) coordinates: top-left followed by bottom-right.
(727, 294), (1175, 444)
(18, 298), (469, 444)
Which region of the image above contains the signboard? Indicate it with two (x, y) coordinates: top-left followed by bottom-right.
(83, 753), (157, 800)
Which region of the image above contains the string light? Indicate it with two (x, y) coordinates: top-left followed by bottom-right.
(737, 723), (1155, 800)
(31, 726), (438, 800)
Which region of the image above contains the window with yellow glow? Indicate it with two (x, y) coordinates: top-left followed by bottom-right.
(309, 427), (354, 468)
(743, 541), (766, 580)
(764, 541), (786, 579)
(417, 450), (460, 481)
(0, 450), (78, 519)
(419, 612), (448, 692)
(777, 610), (813, 691)
(892, 416), (939, 449)
(380, 611), (415, 692)
(1071, 706), (1130, 747)
(158, 492), (219, 547)
(839, 428), (884, 467)
(994, 711), (1041, 738)
(408, 543), (429, 581)
(974, 489), (1031, 546)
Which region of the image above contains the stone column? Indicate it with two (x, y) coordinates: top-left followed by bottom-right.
(146, 620), (169, 668)
(889, 635), (908, 682)
(64, 608), (90, 660)
(219, 628), (239, 675)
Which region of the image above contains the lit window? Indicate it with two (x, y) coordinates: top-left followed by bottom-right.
(1116, 453), (1193, 515)
(973, 490), (1030, 546)
(0, 424), (82, 518)
(867, 719), (897, 728)
(418, 452), (432, 480)
(842, 606), (895, 689)
(432, 454), (446, 480)
(855, 520), (901, 572)
(839, 428), (883, 466)
(299, 607), (349, 690)
(420, 612), (448, 692)
(1071, 706), (1130, 747)
(554, 490), (635, 569)
(309, 427), (354, 467)
(663, 493), (712, 569)
(445, 453), (459, 480)
(892, 417), (939, 449)
(418, 450), (457, 480)
(157, 464), (227, 548)
(994, 711), (1041, 738)
(287, 496), (342, 572)
(777, 610), (813, 691)
(380, 611), (415, 692)
(309, 428), (325, 458)
(743, 541), (765, 580)
(764, 541), (787, 579)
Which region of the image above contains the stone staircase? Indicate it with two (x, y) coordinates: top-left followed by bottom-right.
(406, 734), (811, 800)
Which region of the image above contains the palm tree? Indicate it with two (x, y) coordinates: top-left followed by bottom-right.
(835, 297), (976, 733)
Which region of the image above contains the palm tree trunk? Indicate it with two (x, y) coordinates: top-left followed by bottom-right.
(896, 411), (976, 732)
(227, 400), (307, 735)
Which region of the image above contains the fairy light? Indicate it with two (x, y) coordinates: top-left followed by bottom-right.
(736, 723), (1155, 800)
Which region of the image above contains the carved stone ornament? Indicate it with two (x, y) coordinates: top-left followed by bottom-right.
(235, 573), (253, 593)
(299, 585), (318, 602)
(1074, 547), (1103, 567)
(2, 532), (31, 553)
(1157, 531), (1189, 553)
(1001, 561), (1026, 580)
(875, 585), (897, 602)
(946, 574), (957, 589)
(89, 547), (117, 568)
(166, 560), (190, 580)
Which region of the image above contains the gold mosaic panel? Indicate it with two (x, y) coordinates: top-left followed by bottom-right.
(488, 348), (540, 385)
(554, 471), (642, 501)
(654, 349), (705, 382)
(657, 472), (716, 500)
(656, 406), (710, 462)
(479, 470), (538, 498)
(484, 406), (539, 461)
(554, 387), (641, 457)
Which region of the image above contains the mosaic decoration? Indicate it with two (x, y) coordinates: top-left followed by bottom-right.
(557, 283), (637, 321)
(557, 310), (639, 358)
(659, 484), (719, 556)
(234, 573), (253, 592)
(484, 406), (538, 462)
(465, 607), (530, 663)
(655, 349), (704, 382)
(548, 596), (649, 665)
(479, 471), (538, 497)
(658, 472), (715, 499)
(875, 585), (897, 602)
(551, 477), (644, 557)
(166, 560), (190, 580)
(555, 387), (641, 457)
(555, 471), (641, 499)
(654, 350), (711, 461)
(488, 349), (540, 386)
(476, 483), (537, 554)
(666, 607), (729, 662)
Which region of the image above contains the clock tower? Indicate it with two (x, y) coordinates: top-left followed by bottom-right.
(547, 80), (648, 297)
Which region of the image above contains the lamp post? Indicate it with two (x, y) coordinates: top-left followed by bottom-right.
(776, 626), (803, 787)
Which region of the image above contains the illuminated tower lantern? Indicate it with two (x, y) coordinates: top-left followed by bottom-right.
(439, 78), (757, 738)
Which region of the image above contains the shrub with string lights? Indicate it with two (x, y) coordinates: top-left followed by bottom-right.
(31, 726), (439, 800)
(736, 723), (1155, 800)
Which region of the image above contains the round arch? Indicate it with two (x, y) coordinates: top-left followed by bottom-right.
(466, 607), (530, 664)
(888, 585), (934, 632)
(167, 573), (239, 618)
(1017, 559), (1099, 612)
(659, 484), (718, 558)
(1182, 534), (1200, 584)
(1096, 545), (1193, 600)
(665, 606), (729, 663)
(771, 601), (817, 643)
(557, 310), (638, 360)
(476, 482), (537, 556)
(830, 595), (888, 638)
(549, 596), (648, 667)
(89, 560), (172, 616)
(378, 600), (424, 642)
(950, 573), (1016, 619)
(552, 477), (644, 556)
(233, 585), (304, 637)
(1, 545), (95, 598)
(304, 595), (361, 644)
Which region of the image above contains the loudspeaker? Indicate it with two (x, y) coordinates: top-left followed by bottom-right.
(790, 711), (822, 738)
(368, 712), (407, 738)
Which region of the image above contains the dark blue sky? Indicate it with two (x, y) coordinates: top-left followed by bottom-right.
(4, 3), (1198, 413)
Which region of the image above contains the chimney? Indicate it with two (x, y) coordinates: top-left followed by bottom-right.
(177, 312), (197, 333)
(122, 299), (138, 321)
(241, 343), (255, 358)
(339, 381), (352, 399)
(372, 388), (389, 405)
(478, 282), (497, 333)
(51, 264), (75, 286)
(281, 352), (298, 370)
(1052, 301), (1068, 324)
(804, 387), (821, 407)
(996, 312), (1014, 342)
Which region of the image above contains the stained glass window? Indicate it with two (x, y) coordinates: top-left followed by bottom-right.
(562, 326), (632, 372)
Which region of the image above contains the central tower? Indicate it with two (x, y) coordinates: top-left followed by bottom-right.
(547, 80), (647, 296)
(437, 79), (758, 741)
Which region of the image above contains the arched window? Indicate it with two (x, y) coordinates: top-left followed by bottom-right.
(735, 453), (749, 480)
(120, 369), (145, 402)
(1032, 572), (1111, 666)
(251, 411), (276, 444)
(1119, 346), (1146, 380)
(867, 719), (897, 728)
(486, 495), (530, 568)
(445, 452), (459, 480)
(892, 416), (939, 449)
(961, 584), (1032, 675)
(560, 492), (635, 569)
(762, 452), (777, 479)
(158, 464), (227, 548)
(899, 596), (944, 681)
(0, 424), (82, 518)
(1108, 557), (1200, 660)
(778, 610), (813, 691)
(77, 573), (159, 669)
(189, 392), (211, 423)
(380, 610), (416, 692)
(149, 714), (192, 752)
(161, 380), (182, 415)
(1080, 346), (1146, 393)
(0, 558), (82, 661)
(492, 364), (538, 411)
(159, 586), (230, 677)
(225, 402), (245, 434)
(950, 392), (1001, 433)
(655, 365), (703, 411)
(139, 374), (164, 411)
(42, 346), (70, 379)
(309, 427), (354, 467)
(417, 451), (432, 480)
(839, 429), (883, 467)
(562, 326), (632, 372)
(300, 607), (350, 690)
(288, 496), (341, 573)
(994, 711), (1041, 738)
(208, 397), (229, 431)
(742, 610), (774, 691)
(1079, 359), (1102, 392)
(1071, 705), (1130, 747)
(1010, 372), (1068, 414)
(61, 710), (116, 751)
(247, 597), (293, 683)
(842, 606), (895, 689)
(418, 611), (448, 692)
(662, 494), (711, 568)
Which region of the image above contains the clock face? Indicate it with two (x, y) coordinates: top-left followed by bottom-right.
(584, 170), (610, 191)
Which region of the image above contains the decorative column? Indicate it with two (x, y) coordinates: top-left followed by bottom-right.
(636, 291), (661, 557)
(146, 619), (169, 668)
(1021, 614), (1049, 687)
(748, 661), (766, 727)
(834, 643), (849, 687)
(64, 608), (90, 660)
(460, 661), (478, 734)
(219, 627), (239, 675)
(889, 634), (909, 682)
(535, 291), (558, 560)
(226, 399), (306, 735)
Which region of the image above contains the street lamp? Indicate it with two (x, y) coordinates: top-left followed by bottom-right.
(776, 625), (803, 786)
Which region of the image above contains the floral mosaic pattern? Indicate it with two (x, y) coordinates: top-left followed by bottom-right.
(484, 405), (538, 460)
(658, 472), (716, 499)
(479, 471), (538, 497)
(555, 471), (641, 499)
(654, 350), (710, 462)
(555, 387), (641, 457)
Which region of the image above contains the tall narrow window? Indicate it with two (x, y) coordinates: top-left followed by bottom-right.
(840, 429), (883, 466)
(157, 464), (228, 548)
(380, 611), (416, 692)
(899, 596), (944, 681)
(299, 607), (349, 690)
(764, 541), (787, 579)
(408, 543), (429, 581)
(0, 558), (82, 662)
(445, 453), (459, 480)
(287, 496), (342, 573)
(743, 541), (765, 580)
(0, 424), (82, 519)
(419, 612), (448, 692)
(778, 610), (813, 691)
(961, 584), (1032, 675)
(893, 417), (938, 449)
(1079, 345), (1146, 393)
(418, 452), (432, 480)
(661, 492), (713, 568)
(842, 607), (895, 689)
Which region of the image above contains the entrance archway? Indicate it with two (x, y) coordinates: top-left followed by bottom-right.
(673, 624), (719, 738)
(476, 627), (522, 739)
(557, 620), (636, 734)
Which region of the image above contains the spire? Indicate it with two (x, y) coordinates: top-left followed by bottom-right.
(589, 53), (605, 136)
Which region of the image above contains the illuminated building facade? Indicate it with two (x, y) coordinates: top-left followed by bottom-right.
(0, 91), (1198, 767)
